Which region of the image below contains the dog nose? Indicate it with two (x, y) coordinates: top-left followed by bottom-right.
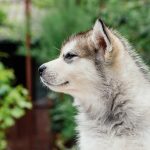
(38, 65), (46, 76)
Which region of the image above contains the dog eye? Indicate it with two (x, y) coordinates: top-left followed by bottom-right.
(64, 53), (78, 60)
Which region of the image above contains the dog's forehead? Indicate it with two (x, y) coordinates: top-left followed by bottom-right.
(61, 30), (94, 56)
(61, 40), (77, 54)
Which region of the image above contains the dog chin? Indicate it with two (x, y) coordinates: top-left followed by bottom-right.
(40, 77), (69, 91)
(47, 83), (70, 94)
(41, 78), (80, 96)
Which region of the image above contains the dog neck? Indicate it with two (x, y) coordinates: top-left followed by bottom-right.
(74, 54), (150, 137)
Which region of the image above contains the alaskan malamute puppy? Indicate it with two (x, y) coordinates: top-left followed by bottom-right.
(39, 19), (150, 150)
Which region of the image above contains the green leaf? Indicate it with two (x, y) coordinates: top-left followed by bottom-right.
(11, 108), (25, 119)
(4, 117), (15, 127)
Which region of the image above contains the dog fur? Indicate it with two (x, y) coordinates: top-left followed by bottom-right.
(39, 19), (150, 150)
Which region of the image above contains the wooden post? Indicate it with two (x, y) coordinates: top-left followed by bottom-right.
(25, 0), (32, 99)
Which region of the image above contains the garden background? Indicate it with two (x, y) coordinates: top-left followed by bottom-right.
(0, 0), (149, 150)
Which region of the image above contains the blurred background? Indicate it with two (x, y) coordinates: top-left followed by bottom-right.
(0, 0), (149, 150)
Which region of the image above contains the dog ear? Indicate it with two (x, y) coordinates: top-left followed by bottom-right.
(92, 19), (112, 61)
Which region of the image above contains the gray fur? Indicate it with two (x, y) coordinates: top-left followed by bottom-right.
(40, 19), (150, 150)
(76, 79), (136, 137)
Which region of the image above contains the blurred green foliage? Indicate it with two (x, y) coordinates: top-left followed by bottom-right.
(0, 9), (6, 25)
(0, 63), (32, 150)
(50, 93), (76, 141)
(32, 0), (55, 8)
(0, 4), (26, 41)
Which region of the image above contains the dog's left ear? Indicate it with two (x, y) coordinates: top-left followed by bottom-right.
(92, 19), (112, 61)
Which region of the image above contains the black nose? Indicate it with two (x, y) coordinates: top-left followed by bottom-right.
(38, 65), (46, 76)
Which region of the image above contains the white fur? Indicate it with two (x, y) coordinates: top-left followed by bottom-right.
(40, 20), (150, 150)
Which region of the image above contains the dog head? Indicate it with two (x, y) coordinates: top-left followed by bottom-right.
(39, 19), (122, 98)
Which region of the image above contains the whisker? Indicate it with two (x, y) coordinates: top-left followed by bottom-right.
(53, 46), (60, 51)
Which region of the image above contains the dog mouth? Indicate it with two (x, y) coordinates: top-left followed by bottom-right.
(42, 79), (69, 87)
